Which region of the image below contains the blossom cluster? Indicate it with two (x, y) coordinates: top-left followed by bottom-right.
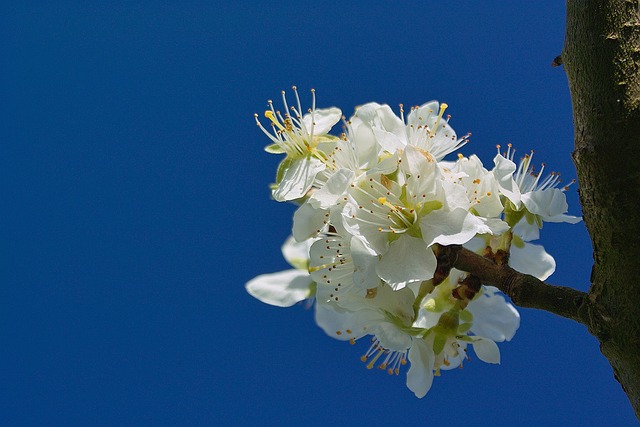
(246, 87), (581, 397)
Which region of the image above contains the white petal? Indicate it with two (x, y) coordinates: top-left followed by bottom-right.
(522, 188), (580, 223)
(351, 102), (385, 123)
(473, 177), (505, 218)
(373, 128), (406, 153)
(353, 124), (379, 167)
(376, 235), (437, 289)
(471, 338), (501, 364)
(402, 144), (436, 177)
(464, 236), (489, 253)
(272, 157), (325, 202)
(362, 104), (407, 153)
(292, 202), (328, 242)
(492, 154), (521, 206)
(545, 213), (582, 224)
(302, 107), (342, 135)
(375, 104), (405, 132)
(245, 270), (312, 307)
(281, 236), (312, 270)
(366, 284), (416, 325)
(314, 302), (383, 341)
(509, 242), (556, 280)
(468, 286), (520, 341)
(442, 180), (470, 211)
(404, 146), (441, 202)
(406, 338), (435, 398)
(421, 209), (508, 247)
(407, 101), (439, 127)
(367, 151), (400, 176)
(373, 323), (412, 352)
(310, 168), (355, 209)
(350, 236), (381, 290)
(512, 216), (540, 241)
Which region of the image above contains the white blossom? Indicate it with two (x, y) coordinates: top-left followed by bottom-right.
(247, 93), (581, 399)
(255, 87), (342, 202)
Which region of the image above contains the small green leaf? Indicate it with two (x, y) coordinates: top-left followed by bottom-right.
(264, 143), (285, 154)
(459, 310), (473, 323)
(457, 323), (472, 334)
(433, 333), (446, 355)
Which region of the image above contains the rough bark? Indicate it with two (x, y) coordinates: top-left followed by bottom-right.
(563, 0), (640, 418)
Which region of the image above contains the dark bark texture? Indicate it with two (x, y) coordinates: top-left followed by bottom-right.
(563, 0), (640, 418)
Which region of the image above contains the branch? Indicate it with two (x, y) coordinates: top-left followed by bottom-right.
(449, 246), (595, 327)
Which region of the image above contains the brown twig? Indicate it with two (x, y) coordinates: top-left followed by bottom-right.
(449, 246), (597, 328)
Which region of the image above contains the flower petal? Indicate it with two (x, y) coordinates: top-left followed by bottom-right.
(272, 156), (325, 202)
(421, 208), (509, 247)
(521, 188), (580, 223)
(406, 338), (435, 398)
(245, 270), (312, 307)
(302, 107), (342, 135)
(374, 322), (412, 352)
(350, 235), (380, 290)
(292, 202), (328, 242)
(376, 234), (437, 289)
(310, 168), (355, 209)
(468, 286), (520, 342)
(281, 236), (313, 270)
(509, 241), (556, 280)
(314, 302), (383, 341)
(471, 338), (501, 364)
(492, 153), (521, 206)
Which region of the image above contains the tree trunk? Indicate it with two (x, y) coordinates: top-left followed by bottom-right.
(563, 0), (640, 417)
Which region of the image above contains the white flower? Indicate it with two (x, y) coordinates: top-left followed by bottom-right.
(495, 145), (581, 228)
(444, 154), (504, 218)
(414, 270), (520, 374)
(290, 113), (390, 242)
(255, 87), (342, 201)
(309, 232), (382, 309)
(245, 236), (315, 307)
(248, 94), (570, 399)
(314, 281), (436, 398)
(342, 147), (507, 290)
(353, 101), (469, 160)
(342, 164), (440, 289)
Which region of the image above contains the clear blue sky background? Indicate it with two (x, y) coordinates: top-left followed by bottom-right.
(3, 1), (638, 425)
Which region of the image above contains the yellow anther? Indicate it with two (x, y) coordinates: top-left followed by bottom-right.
(431, 102), (449, 137)
(264, 110), (285, 131)
(378, 197), (387, 205)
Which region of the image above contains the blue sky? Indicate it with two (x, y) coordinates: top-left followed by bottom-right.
(3, 1), (637, 425)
